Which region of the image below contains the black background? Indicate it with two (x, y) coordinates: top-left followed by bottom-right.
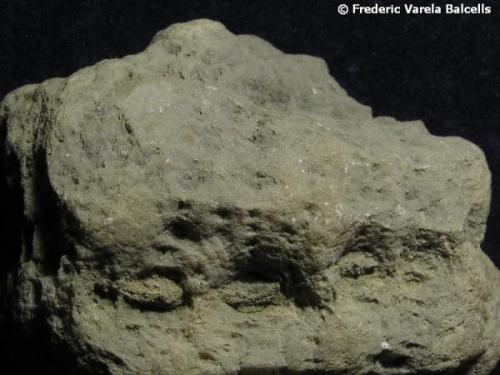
(0, 0), (499, 373)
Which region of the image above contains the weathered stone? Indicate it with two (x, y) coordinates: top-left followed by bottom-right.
(220, 281), (284, 312)
(0, 19), (499, 375)
(117, 275), (184, 311)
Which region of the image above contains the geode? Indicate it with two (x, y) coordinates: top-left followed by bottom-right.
(0, 19), (499, 375)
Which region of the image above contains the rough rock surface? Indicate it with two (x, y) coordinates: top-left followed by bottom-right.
(1, 19), (499, 375)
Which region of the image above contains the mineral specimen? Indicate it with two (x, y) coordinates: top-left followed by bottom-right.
(1, 19), (499, 375)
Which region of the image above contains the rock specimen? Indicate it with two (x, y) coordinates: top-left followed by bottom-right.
(1, 19), (499, 375)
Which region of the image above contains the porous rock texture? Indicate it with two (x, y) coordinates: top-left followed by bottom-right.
(1, 19), (499, 375)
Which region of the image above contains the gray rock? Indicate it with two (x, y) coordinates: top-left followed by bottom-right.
(1, 19), (499, 375)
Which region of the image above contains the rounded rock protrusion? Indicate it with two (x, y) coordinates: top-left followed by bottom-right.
(118, 275), (184, 311)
